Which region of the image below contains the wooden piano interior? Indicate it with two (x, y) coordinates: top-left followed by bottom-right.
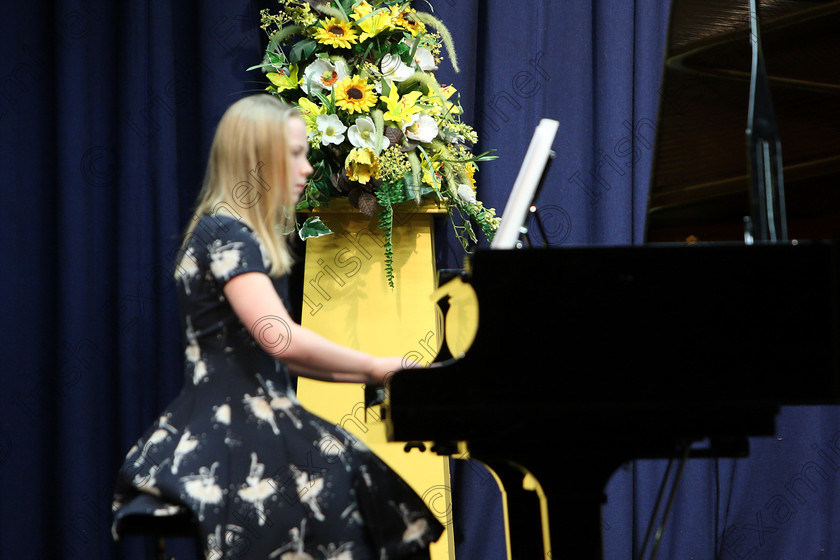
(645, 0), (840, 243)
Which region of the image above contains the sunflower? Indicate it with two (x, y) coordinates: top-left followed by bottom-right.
(313, 18), (358, 49)
(334, 76), (378, 114)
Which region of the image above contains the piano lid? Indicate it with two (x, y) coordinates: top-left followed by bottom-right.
(645, 0), (840, 243)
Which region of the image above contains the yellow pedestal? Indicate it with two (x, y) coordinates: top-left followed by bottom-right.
(297, 199), (455, 559)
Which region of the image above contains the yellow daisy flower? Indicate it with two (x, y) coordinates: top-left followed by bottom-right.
(313, 18), (358, 49)
(335, 76), (378, 114)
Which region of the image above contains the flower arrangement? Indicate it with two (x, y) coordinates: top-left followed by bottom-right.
(251, 0), (499, 286)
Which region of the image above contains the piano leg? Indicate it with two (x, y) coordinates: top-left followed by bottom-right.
(480, 460), (550, 560)
(540, 466), (616, 560)
(474, 447), (621, 560)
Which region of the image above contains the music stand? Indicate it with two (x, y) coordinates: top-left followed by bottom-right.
(491, 118), (560, 249)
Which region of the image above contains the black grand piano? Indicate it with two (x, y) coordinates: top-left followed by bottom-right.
(372, 1), (840, 558)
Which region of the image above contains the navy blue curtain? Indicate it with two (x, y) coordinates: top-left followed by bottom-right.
(1, 1), (270, 558)
(2, 1), (839, 560)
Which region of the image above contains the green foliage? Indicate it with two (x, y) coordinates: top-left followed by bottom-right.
(298, 216), (333, 240)
(289, 38), (319, 64)
(374, 181), (403, 288)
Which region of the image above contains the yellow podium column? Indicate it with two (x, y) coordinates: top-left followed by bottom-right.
(297, 199), (454, 559)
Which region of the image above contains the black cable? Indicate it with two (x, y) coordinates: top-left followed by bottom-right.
(637, 444), (691, 560)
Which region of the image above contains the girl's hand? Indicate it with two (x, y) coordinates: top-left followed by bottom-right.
(369, 356), (403, 384)
(369, 356), (422, 384)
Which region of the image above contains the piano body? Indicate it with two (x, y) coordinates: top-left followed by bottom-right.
(373, 1), (840, 558)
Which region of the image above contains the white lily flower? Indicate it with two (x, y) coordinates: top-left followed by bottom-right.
(316, 114), (347, 146)
(380, 54), (415, 82)
(412, 46), (438, 71)
(348, 116), (390, 151)
(301, 58), (348, 95)
(457, 184), (477, 204)
(399, 39), (438, 72)
(402, 113), (439, 144)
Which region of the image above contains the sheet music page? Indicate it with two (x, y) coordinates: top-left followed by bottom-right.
(491, 118), (560, 249)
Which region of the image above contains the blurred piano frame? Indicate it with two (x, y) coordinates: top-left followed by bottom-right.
(374, 1), (840, 559)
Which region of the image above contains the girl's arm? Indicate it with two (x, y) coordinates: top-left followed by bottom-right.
(224, 271), (403, 384)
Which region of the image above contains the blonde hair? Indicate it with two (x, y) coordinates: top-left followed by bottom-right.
(179, 94), (301, 277)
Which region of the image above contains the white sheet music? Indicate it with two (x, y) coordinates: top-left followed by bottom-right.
(491, 118), (560, 249)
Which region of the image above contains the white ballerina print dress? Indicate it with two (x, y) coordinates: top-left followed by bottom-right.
(112, 215), (444, 559)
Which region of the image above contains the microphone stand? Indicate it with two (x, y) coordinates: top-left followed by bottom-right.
(744, 0), (788, 244)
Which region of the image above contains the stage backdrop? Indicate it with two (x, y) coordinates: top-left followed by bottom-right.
(2, 1), (839, 559)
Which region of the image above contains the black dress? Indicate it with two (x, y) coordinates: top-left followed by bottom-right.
(112, 215), (443, 560)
